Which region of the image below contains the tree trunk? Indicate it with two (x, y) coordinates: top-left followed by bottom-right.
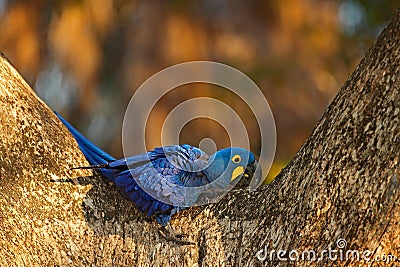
(0, 9), (399, 267)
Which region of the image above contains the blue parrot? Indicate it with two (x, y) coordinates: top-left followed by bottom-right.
(55, 112), (261, 243)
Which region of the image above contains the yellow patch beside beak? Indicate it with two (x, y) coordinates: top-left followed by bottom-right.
(231, 166), (245, 181)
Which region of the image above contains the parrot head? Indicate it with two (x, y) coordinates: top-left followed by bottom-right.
(204, 147), (263, 192)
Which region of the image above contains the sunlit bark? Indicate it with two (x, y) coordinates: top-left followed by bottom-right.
(0, 9), (399, 267)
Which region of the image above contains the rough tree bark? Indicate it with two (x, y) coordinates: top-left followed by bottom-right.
(0, 10), (399, 267)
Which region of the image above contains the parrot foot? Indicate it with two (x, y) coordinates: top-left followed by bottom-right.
(158, 226), (195, 246)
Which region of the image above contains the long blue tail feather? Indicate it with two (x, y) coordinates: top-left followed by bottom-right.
(55, 111), (179, 225)
(55, 111), (115, 164)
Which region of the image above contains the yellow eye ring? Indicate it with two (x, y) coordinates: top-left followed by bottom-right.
(231, 155), (241, 163)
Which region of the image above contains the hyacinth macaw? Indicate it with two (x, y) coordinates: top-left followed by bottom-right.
(56, 112), (262, 243)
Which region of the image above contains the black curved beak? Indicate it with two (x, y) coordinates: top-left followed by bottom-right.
(244, 160), (263, 192)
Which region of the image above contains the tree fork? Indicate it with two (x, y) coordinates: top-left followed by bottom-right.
(0, 10), (399, 267)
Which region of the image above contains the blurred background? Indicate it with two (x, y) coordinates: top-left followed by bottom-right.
(0, 0), (396, 182)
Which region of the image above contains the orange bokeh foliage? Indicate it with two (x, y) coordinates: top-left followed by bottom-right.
(0, 0), (392, 181)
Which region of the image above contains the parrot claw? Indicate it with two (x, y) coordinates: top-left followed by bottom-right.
(158, 226), (195, 246)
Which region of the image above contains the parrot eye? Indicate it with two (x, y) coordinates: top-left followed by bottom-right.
(231, 155), (241, 163)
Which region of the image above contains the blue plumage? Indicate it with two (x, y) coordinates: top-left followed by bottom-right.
(56, 112), (260, 226)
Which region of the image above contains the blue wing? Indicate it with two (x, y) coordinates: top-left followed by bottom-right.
(56, 111), (211, 225)
(108, 145), (212, 224)
(112, 145), (212, 206)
